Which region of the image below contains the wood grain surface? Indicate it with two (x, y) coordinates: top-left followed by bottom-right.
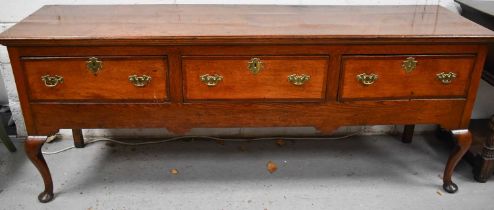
(183, 56), (328, 101)
(29, 100), (466, 135)
(0, 5), (493, 46)
(22, 56), (168, 101)
(340, 55), (476, 100)
(1, 5), (492, 200)
(3, 44), (487, 135)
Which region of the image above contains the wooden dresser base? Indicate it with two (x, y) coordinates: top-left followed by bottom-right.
(1, 4), (493, 203)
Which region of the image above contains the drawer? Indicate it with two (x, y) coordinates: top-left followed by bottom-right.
(183, 56), (328, 101)
(339, 55), (476, 100)
(22, 56), (168, 101)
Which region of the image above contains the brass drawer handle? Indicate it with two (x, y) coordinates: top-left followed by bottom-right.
(436, 72), (457, 84)
(402, 57), (417, 73)
(200, 74), (223, 87)
(356, 73), (378, 85)
(86, 57), (103, 74)
(41, 75), (64, 87)
(287, 74), (310, 86)
(247, 58), (263, 74)
(129, 75), (151, 87)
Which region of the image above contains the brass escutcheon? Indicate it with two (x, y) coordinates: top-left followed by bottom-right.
(128, 75), (152, 87)
(287, 74), (311, 86)
(247, 58), (263, 74)
(200, 74), (223, 87)
(41, 75), (64, 87)
(356, 73), (378, 85)
(402, 57), (418, 73)
(86, 57), (103, 74)
(436, 72), (457, 84)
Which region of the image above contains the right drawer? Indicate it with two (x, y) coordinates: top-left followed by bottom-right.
(339, 55), (476, 100)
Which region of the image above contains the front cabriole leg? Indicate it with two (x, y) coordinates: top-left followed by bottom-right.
(25, 136), (54, 203)
(442, 129), (472, 193)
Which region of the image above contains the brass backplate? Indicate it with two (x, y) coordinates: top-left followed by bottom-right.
(41, 75), (64, 87)
(402, 57), (417, 73)
(247, 58), (263, 74)
(129, 75), (152, 87)
(287, 74), (311, 86)
(86, 57), (103, 74)
(200, 74), (223, 87)
(356, 73), (378, 86)
(436, 72), (457, 84)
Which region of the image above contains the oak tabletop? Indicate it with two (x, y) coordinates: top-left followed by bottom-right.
(1, 4), (493, 45)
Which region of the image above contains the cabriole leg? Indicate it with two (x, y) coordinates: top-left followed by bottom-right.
(443, 130), (472, 193)
(25, 136), (54, 203)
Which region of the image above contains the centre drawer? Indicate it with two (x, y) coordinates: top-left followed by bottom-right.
(22, 56), (168, 101)
(183, 56), (329, 101)
(339, 55), (476, 100)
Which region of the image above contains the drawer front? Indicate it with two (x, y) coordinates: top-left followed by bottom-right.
(340, 55), (475, 100)
(23, 56), (168, 101)
(183, 56), (328, 101)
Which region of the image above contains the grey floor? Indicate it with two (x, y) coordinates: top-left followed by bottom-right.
(0, 134), (493, 210)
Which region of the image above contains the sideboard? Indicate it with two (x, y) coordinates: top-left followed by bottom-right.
(0, 5), (493, 203)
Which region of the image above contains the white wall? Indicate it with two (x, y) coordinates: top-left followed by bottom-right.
(1, 0), (493, 137)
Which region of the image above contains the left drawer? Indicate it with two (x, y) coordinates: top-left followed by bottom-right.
(22, 56), (168, 101)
